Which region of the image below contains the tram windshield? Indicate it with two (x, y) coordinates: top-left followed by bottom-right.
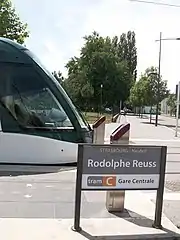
(12, 87), (73, 128)
(0, 63), (77, 129)
(23, 49), (90, 130)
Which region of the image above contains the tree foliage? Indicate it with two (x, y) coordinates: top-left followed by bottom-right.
(62, 31), (137, 112)
(144, 66), (169, 105)
(129, 66), (169, 109)
(129, 76), (148, 107)
(0, 0), (29, 43)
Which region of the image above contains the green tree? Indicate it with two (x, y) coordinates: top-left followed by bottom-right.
(129, 76), (148, 116)
(62, 70), (94, 111)
(112, 31), (137, 83)
(129, 66), (169, 121)
(0, 0), (29, 43)
(144, 66), (169, 104)
(65, 31), (137, 112)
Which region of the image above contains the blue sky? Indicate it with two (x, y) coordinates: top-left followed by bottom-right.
(12, 0), (180, 91)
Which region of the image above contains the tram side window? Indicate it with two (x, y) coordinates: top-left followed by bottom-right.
(0, 64), (73, 129)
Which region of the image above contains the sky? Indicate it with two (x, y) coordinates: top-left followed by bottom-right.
(12, 0), (180, 92)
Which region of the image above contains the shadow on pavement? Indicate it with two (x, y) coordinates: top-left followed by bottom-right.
(0, 162), (77, 177)
(158, 123), (177, 129)
(138, 118), (165, 122)
(78, 210), (180, 240)
(141, 121), (176, 129)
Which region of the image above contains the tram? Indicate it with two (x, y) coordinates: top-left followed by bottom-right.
(0, 37), (93, 164)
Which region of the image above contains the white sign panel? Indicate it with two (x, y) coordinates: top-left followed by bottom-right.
(81, 145), (162, 190)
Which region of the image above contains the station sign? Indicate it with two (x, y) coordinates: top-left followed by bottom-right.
(72, 143), (167, 232)
(81, 145), (162, 190)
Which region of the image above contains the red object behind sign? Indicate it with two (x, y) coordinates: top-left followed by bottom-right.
(93, 116), (106, 129)
(110, 123), (130, 141)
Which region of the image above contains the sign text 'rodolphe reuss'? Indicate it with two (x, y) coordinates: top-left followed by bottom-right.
(87, 158), (157, 169)
(82, 145), (161, 175)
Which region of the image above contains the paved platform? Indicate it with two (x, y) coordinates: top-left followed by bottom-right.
(126, 115), (179, 141)
(0, 169), (179, 239)
(0, 115), (179, 239)
(0, 217), (179, 240)
(114, 115), (180, 228)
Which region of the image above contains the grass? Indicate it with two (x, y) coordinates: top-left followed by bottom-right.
(83, 111), (113, 124)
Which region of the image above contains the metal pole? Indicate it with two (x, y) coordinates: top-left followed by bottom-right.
(100, 84), (103, 115)
(119, 100), (122, 114)
(155, 32), (162, 127)
(72, 144), (83, 232)
(175, 81), (180, 137)
(153, 146), (167, 229)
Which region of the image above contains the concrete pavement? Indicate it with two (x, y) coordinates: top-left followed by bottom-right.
(122, 115), (180, 173)
(0, 169), (179, 239)
(118, 115), (180, 229)
(95, 114), (180, 228)
(0, 218), (177, 240)
(0, 115), (179, 239)
(150, 115), (180, 134)
(133, 114), (180, 136)
(120, 114), (179, 140)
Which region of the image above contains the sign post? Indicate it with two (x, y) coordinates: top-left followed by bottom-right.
(153, 146), (167, 228)
(175, 81), (180, 137)
(72, 144), (167, 232)
(72, 144), (83, 232)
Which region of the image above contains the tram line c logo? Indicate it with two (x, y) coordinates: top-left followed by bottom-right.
(87, 176), (116, 187)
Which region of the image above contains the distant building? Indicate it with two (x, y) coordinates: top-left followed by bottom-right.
(161, 98), (170, 115)
(143, 106), (156, 114)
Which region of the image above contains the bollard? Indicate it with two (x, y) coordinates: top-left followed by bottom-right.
(92, 115), (106, 144)
(110, 123), (130, 145)
(106, 123), (130, 212)
(112, 113), (119, 123)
